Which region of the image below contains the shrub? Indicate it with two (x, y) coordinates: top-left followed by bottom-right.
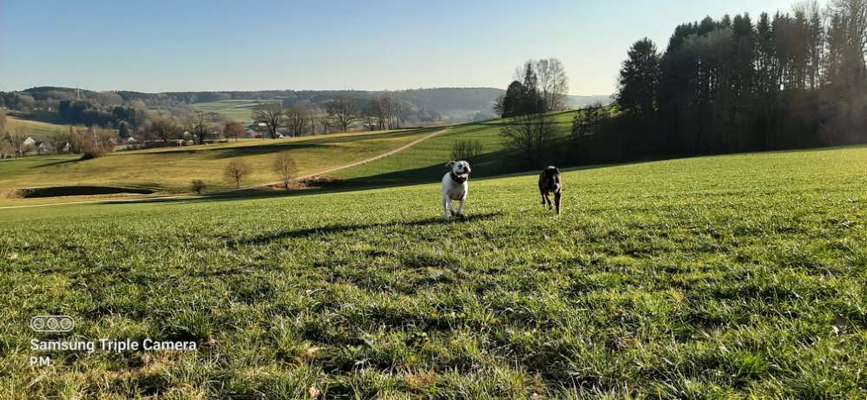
(450, 139), (483, 162)
(191, 179), (206, 194)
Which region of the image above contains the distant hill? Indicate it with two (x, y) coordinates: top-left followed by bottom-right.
(10, 86), (611, 125)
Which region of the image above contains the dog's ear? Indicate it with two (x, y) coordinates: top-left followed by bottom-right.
(445, 160), (456, 168)
(555, 167), (561, 174)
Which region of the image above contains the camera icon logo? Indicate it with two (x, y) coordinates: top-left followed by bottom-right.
(31, 316), (74, 333)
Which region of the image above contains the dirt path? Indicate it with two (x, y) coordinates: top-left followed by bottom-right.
(0, 128), (451, 210)
(257, 127), (450, 187)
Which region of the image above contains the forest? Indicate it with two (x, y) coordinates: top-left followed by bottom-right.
(604, 0), (867, 159)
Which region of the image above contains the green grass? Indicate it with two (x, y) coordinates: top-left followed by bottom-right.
(0, 128), (436, 194)
(6, 116), (71, 139)
(1, 145), (865, 398)
(189, 99), (278, 123)
(334, 111), (576, 187)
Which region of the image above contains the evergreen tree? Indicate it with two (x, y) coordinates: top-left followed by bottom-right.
(616, 38), (660, 115)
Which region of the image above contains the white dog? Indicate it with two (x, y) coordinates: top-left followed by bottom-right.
(442, 160), (472, 219)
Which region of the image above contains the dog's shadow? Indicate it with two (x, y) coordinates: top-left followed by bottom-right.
(228, 212), (502, 247)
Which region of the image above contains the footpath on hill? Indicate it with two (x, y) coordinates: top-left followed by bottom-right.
(255, 127), (451, 188)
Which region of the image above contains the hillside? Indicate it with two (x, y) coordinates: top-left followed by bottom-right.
(0, 128), (438, 194)
(0, 111), (582, 200)
(334, 111), (576, 187)
(1, 146), (864, 398)
(6, 116), (69, 139)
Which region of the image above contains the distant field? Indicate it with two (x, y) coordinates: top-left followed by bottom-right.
(6, 116), (70, 138)
(189, 99), (277, 123)
(1, 146), (864, 398)
(0, 128), (435, 194)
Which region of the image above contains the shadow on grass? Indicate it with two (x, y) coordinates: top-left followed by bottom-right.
(33, 157), (86, 168)
(335, 146), (526, 189)
(227, 212), (503, 247)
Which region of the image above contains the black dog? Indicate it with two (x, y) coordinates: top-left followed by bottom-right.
(538, 166), (562, 214)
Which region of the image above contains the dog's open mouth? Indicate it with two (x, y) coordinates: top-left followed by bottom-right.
(457, 172), (470, 179)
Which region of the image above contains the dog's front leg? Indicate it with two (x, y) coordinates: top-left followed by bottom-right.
(456, 197), (466, 218)
(554, 191), (561, 215)
(443, 196), (452, 220)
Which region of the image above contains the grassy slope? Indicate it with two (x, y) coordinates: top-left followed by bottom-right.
(1, 146), (865, 398)
(0, 128), (436, 193)
(6, 116), (70, 138)
(334, 111), (576, 187)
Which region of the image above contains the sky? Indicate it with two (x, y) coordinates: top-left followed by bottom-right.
(0, 0), (796, 95)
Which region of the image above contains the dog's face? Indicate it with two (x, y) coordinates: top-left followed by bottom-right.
(447, 160), (472, 180)
(544, 166), (560, 180)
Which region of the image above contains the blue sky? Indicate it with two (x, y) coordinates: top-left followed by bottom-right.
(0, 0), (795, 95)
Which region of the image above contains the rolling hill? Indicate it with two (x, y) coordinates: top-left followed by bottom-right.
(0, 128), (440, 195)
(0, 111), (579, 200)
(5, 116), (70, 139)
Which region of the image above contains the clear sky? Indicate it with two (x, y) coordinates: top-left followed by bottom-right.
(0, 0), (796, 95)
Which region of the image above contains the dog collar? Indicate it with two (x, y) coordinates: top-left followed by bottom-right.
(450, 172), (468, 183)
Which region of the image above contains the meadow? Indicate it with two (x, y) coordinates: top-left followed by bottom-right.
(189, 99), (278, 123)
(6, 116), (70, 138)
(1, 145), (865, 398)
(0, 128), (437, 195)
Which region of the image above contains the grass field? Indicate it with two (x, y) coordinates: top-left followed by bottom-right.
(6, 116), (70, 139)
(1, 145), (865, 398)
(0, 128), (437, 195)
(189, 99), (277, 123)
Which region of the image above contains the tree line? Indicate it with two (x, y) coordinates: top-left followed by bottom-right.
(251, 95), (407, 138)
(601, 0), (867, 160)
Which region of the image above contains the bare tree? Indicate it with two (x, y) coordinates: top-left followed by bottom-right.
(5, 130), (26, 158)
(253, 103), (284, 138)
(571, 103), (608, 139)
(284, 106), (310, 137)
(272, 152), (297, 189)
(147, 117), (181, 144)
(535, 58), (570, 112)
(0, 110), (10, 159)
(224, 159), (252, 188)
(500, 114), (556, 167)
(318, 117), (333, 135)
(451, 139), (484, 161)
(326, 96), (359, 132)
(0, 108), (6, 137)
(223, 121), (245, 141)
(185, 111), (212, 144)
(0, 139), (12, 159)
